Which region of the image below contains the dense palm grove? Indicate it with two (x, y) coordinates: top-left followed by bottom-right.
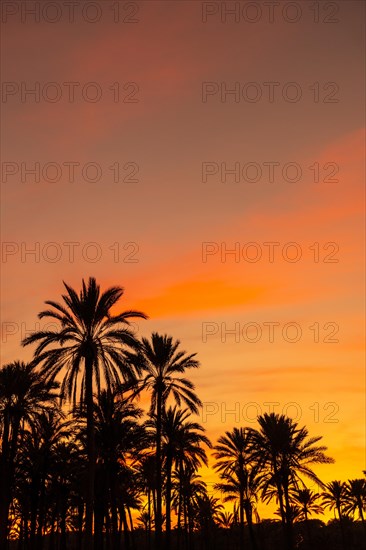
(0, 278), (365, 550)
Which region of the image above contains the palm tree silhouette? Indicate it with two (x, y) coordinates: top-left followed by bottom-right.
(344, 478), (366, 528)
(92, 388), (148, 549)
(0, 361), (58, 549)
(195, 494), (223, 550)
(16, 409), (73, 550)
(125, 332), (201, 549)
(322, 480), (347, 520)
(172, 466), (206, 549)
(290, 487), (323, 543)
(290, 487), (323, 521)
(45, 438), (83, 550)
(137, 454), (157, 548)
(252, 413), (334, 550)
(322, 480), (348, 549)
(160, 405), (210, 548)
(2, 279), (360, 549)
(216, 509), (234, 529)
(215, 469), (260, 550)
(214, 427), (259, 550)
(22, 277), (147, 550)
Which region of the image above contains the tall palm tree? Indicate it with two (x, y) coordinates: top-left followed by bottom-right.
(214, 427), (258, 550)
(0, 361), (58, 550)
(252, 413), (334, 550)
(126, 333), (201, 549)
(22, 277), (147, 550)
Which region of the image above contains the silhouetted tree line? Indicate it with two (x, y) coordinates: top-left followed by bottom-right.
(0, 278), (365, 550)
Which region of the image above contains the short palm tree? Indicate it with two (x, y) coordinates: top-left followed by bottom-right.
(322, 480), (347, 521)
(195, 494), (223, 528)
(172, 466), (207, 547)
(22, 277), (147, 550)
(291, 487), (324, 521)
(214, 427), (258, 550)
(137, 453), (157, 546)
(16, 409), (73, 549)
(92, 389), (148, 549)
(45, 439), (83, 549)
(344, 478), (366, 525)
(194, 494), (223, 549)
(322, 480), (348, 549)
(290, 487), (323, 543)
(215, 468), (260, 550)
(126, 333), (201, 549)
(216, 510), (234, 529)
(160, 406), (210, 547)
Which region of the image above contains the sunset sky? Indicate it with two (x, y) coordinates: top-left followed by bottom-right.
(1, 0), (365, 518)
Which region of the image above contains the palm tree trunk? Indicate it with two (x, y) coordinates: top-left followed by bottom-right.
(24, 512), (29, 549)
(148, 490), (152, 550)
(0, 411), (10, 550)
(273, 470), (288, 550)
(49, 506), (57, 550)
(36, 468), (47, 550)
(244, 502), (258, 550)
(337, 505), (347, 550)
(165, 453), (173, 550)
(177, 465), (183, 550)
(118, 506), (123, 537)
(110, 477), (119, 550)
(357, 501), (366, 538)
(184, 495), (188, 550)
(17, 514), (24, 550)
(105, 507), (111, 550)
(84, 356), (95, 550)
(77, 499), (84, 550)
(152, 487), (157, 526)
(0, 473), (10, 550)
(94, 479), (105, 550)
(187, 495), (194, 550)
(304, 509), (312, 545)
(155, 389), (163, 550)
(283, 482), (294, 550)
(121, 504), (130, 550)
(127, 506), (136, 550)
(29, 475), (40, 550)
(0, 412), (21, 550)
(60, 503), (67, 549)
(239, 487), (244, 550)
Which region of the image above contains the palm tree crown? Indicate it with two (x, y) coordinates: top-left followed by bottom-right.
(22, 277), (147, 403)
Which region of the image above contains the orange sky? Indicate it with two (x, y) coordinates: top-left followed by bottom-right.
(1, 0), (365, 520)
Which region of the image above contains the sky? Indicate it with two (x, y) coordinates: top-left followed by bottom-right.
(1, 0), (365, 519)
